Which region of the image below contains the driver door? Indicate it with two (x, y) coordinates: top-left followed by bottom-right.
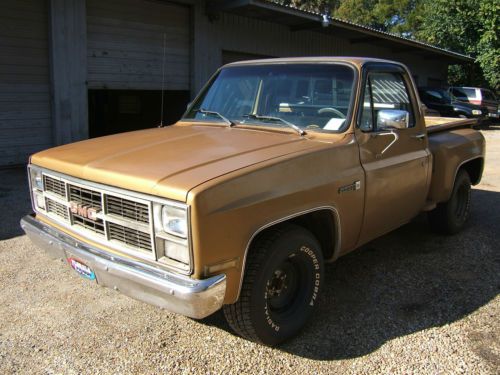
(355, 65), (431, 245)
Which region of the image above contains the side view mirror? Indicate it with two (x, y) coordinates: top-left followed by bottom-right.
(377, 109), (409, 130)
(186, 101), (193, 110)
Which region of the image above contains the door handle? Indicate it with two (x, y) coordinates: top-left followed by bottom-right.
(372, 131), (399, 157)
(411, 133), (426, 140)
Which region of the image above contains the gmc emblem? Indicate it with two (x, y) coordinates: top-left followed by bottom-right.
(69, 201), (100, 221)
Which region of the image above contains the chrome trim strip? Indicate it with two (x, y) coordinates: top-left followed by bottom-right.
(20, 214), (225, 319)
(236, 206), (341, 300)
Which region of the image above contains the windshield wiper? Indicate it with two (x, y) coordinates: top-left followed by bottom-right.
(242, 114), (306, 136)
(194, 108), (235, 127)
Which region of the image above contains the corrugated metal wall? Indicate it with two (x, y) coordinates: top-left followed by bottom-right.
(217, 13), (349, 57)
(193, 12), (351, 91)
(86, 0), (190, 91)
(192, 11), (449, 93)
(0, 0), (52, 166)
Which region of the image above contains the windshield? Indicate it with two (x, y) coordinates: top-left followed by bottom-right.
(183, 64), (356, 132)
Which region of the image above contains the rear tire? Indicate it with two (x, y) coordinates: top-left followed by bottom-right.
(223, 224), (324, 346)
(428, 169), (471, 234)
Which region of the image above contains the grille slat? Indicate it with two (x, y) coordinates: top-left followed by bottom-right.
(108, 222), (152, 252)
(106, 195), (149, 224)
(41, 174), (154, 255)
(44, 175), (66, 197)
(73, 214), (105, 235)
(69, 185), (102, 209)
(46, 199), (69, 220)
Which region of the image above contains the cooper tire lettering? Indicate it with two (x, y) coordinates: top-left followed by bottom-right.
(223, 223), (325, 346)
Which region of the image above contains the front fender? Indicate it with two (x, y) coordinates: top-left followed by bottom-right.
(187, 136), (364, 303)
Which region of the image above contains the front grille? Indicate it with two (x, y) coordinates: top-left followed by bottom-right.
(46, 199), (69, 220)
(44, 175), (66, 197)
(106, 195), (149, 224)
(69, 185), (102, 209)
(73, 214), (105, 235)
(39, 172), (155, 258)
(108, 222), (152, 252)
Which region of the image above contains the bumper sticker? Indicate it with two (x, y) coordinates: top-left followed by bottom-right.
(67, 258), (96, 280)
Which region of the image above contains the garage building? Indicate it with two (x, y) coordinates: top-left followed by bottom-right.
(0, 0), (472, 167)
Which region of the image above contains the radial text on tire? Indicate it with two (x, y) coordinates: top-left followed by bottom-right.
(223, 223), (324, 346)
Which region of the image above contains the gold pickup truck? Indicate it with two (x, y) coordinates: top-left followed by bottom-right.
(21, 57), (485, 345)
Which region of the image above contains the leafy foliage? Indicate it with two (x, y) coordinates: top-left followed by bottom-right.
(416, 0), (499, 89)
(273, 0), (499, 90)
(476, 0), (499, 90)
(336, 0), (422, 36)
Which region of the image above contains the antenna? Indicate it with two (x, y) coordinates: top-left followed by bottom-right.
(159, 32), (166, 127)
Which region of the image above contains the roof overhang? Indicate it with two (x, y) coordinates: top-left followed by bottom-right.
(207, 0), (473, 64)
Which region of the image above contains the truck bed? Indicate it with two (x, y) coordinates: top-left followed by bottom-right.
(425, 116), (477, 134)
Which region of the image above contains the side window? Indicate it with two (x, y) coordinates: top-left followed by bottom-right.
(450, 88), (466, 100)
(359, 71), (415, 131)
(482, 89), (496, 101)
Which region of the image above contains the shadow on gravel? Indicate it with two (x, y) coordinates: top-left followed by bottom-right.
(0, 167), (31, 240)
(200, 188), (500, 360)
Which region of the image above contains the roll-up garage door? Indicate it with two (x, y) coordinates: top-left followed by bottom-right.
(86, 0), (190, 91)
(0, 0), (52, 166)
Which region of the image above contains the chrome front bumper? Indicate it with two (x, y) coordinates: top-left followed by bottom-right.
(20, 215), (226, 319)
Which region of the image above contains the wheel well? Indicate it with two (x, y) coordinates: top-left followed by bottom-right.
(250, 209), (338, 262)
(459, 158), (483, 185)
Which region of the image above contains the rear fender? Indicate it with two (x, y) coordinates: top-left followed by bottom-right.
(428, 128), (485, 203)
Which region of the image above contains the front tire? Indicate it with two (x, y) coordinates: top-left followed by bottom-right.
(428, 169), (471, 234)
(223, 224), (324, 346)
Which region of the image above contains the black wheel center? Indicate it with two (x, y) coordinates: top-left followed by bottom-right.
(266, 260), (299, 312)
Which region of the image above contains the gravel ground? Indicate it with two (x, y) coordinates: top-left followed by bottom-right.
(0, 125), (499, 374)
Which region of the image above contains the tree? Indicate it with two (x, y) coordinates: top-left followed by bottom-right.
(476, 0), (499, 89)
(277, 0), (339, 13)
(273, 0), (499, 89)
(417, 0), (499, 89)
(335, 0), (423, 36)
(278, 0), (422, 35)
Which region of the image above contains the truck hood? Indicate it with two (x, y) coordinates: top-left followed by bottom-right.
(31, 124), (323, 201)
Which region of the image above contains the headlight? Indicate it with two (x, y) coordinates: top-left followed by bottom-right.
(153, 203), (190, 268)
(161, 205), (188, 238)
(29, 167), (43, 190)
(472, 109), (482, 115)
